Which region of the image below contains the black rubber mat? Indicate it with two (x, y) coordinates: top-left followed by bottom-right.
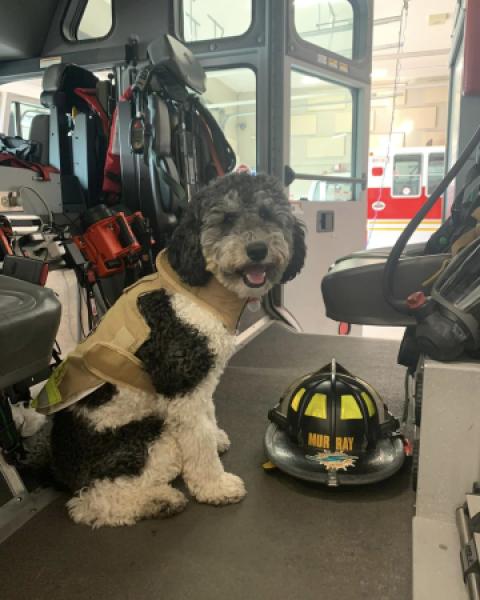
(0, 324), (413, 600)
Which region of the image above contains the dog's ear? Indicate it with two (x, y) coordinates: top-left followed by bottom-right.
(281, 218), (306, 283)
(167, 201), (211, 286)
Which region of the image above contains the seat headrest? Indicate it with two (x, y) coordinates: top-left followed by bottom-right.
(41, 64), (98, 110)
(29, 114), (50, 165)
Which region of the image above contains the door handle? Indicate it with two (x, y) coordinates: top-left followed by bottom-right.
(316, 211), (334, 233)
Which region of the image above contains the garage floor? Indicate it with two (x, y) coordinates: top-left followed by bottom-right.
(0, 324), (413, 600)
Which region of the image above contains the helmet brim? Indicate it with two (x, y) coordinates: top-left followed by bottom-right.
(264, 423), (406, 486)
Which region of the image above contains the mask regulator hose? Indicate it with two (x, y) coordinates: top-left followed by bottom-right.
(383, 123), (480, 314)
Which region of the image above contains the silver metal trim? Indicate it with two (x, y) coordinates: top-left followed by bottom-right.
(0, 488), (60, 545)
(457, 501), (480, 600)
(0, 453), (26, 498)
(234, 316), (272, 350)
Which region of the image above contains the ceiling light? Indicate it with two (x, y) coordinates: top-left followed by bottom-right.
(399, 119), (414, 134)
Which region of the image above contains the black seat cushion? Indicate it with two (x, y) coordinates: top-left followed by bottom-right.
(0, 275), (61, 388)
(41, 63), (98, 111)
(321, 248), (451, 327)
(29, 114), (50, 165)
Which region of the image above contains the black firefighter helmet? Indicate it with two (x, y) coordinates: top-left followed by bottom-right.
(264, 360), (405, 486)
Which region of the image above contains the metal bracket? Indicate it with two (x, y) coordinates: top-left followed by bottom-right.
(0, 487), (60, 545)
(0, 452), (26, 498)
(457, 485), (480, 600)
(0, 452), (59, 544)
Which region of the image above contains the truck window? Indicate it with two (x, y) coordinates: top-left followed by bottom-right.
(427, 152), (445, 195)
(392, 154), (422, 197)
(77, 0), (113, 40)
(9, 101), (48, 139)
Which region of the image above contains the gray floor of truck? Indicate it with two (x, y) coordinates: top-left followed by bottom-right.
(0, 323), (413, 600)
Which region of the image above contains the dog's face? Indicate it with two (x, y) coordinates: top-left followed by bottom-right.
(168, 173), (306, 298)
(200, 181), (302, 298)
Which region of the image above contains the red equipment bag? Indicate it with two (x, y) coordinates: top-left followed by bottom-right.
(0, 153), (58, 181)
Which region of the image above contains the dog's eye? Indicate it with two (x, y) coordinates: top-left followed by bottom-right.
(223, 213), (238, 226)
(259, 206), (273, 221)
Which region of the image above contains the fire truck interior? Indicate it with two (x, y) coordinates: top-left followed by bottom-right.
(0, 1), (479, 599)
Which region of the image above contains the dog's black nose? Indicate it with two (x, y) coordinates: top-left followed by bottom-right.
(246, 241), (268, 262)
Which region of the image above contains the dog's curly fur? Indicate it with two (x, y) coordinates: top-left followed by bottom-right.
(136, 290), (215, 397)
(50, 173), (306, 528)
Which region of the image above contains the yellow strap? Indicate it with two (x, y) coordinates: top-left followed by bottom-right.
(423, 206), (480, 286)
(262, 461), (277, 470)
(422, 257), (452, 288)
(451, 228), (478, 256)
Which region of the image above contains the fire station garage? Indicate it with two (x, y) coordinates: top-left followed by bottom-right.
(0, 1), (479, 600)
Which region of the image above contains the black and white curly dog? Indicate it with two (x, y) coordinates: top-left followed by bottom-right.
(51, 173), (306, 527)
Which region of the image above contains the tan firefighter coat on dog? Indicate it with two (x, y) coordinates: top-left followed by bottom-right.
(33, 251), (246, 415)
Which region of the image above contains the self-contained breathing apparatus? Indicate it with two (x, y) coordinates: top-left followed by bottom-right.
(385, 125), (480, 364)
(103, 34), (235, 251)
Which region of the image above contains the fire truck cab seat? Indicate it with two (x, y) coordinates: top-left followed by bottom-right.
(28, 114), (50, 166)
(40, 63), (109, 208)
(321, 243), (451, 326)
(0, 275), (61, 389)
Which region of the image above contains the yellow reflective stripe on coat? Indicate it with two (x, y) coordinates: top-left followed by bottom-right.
(32, 360), (68, 410)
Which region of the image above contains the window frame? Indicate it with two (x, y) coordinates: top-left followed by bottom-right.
(293, 0), (356, 62)
(8, 102), (21, 137)
(288, 67), (363, 202)
(427, 151), (446, 196)
(203, 64), (258, 172)
(178, 0), (255, 44)
(1, 92), (45, 138)
(15, 101), (49, 139)
(62, 0), (115, 43)
(391, 152), (423, 199)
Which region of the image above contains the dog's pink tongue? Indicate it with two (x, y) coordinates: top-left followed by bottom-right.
(244, 265), (266, 285)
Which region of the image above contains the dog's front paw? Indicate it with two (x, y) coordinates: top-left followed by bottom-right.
(216, 428), (231, 454)
(194, 473), (246, 505)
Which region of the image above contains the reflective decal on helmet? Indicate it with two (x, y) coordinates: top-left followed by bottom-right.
(290, 388), (305, 412)
(306, 434), (355, 452)
(361, 391), (377, 416)
(340, 394), (363, 420)
(335, 436), (354, 452)
(306, 451), (359, 472)
(304, 393), (327, 418)
(307, 432), (330, 449)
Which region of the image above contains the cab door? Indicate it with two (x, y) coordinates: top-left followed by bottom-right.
(178, 1), (372, 337)
(280, 0), (374, 335)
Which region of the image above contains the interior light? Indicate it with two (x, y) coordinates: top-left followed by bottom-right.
(399, 119), (414, 134)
